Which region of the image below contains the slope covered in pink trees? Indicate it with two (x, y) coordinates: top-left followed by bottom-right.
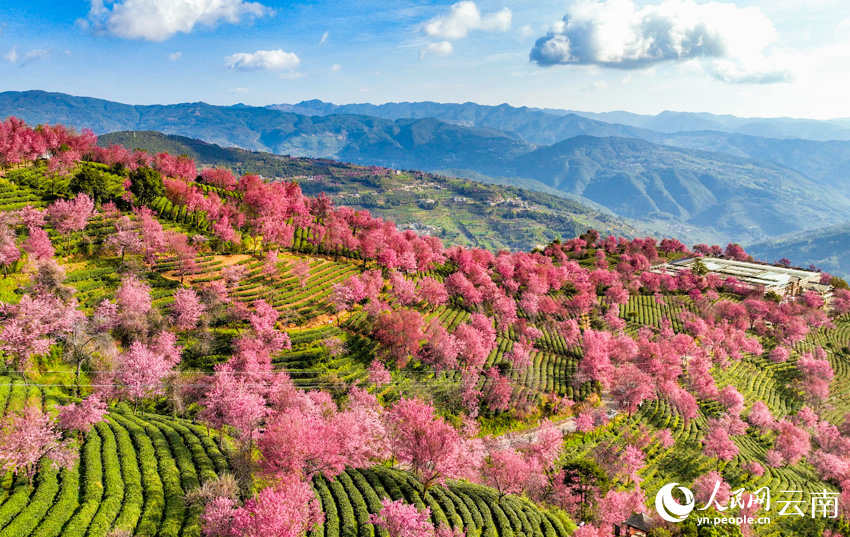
(3, 117), (850, 537)
(0, 407), (78, 484)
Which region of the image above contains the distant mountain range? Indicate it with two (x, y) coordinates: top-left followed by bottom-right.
(273, 99), (850, 195)
(499, 136), (846, 241)
(3, 90), (850, 250)
(268, 99), (656, 146)
(747, 223), (850, 278)
(557, 109), (850, 142)
(271, 99), (850, 142)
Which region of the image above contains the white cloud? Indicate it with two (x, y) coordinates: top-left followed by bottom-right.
(278, 71), (306, 80)
(3, 47), (17, 63)
(420, 41), (454, 58)
(4, 47), (52, 66)
(224, 49), (300, 71)
(529, 0), (791, 84)
(423, 1), (511, 40)
(330, 63), (342, 72)
(168, 52), (182, 61)
(320, 31), (329, 45)
(22, 50), (51, 65)
(84, 0), (269, 42)
(707, 59), (793, 84)
(582, 80), (609, 91)
(519, 24), (535, 39)
(231, 87), (249, 94)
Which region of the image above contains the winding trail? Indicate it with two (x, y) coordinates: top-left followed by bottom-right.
(490, 396), (617, 450)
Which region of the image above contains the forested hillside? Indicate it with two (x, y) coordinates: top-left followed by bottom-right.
(97, 130), (638, 252)
(1, 117), (850, 537)
(747, 223), (850, 279)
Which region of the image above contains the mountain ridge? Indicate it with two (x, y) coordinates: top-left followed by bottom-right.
(5, 90), (850, 247)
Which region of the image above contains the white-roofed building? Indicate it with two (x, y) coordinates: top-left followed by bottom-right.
(653, 257), (829, 298)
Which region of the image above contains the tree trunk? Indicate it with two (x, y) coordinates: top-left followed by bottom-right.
(75, 361), (83, 398)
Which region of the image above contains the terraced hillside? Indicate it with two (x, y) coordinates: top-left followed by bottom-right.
(0, 168), (579, 537)
(312, 467), (574, 537)
(2, 122), (850, 537)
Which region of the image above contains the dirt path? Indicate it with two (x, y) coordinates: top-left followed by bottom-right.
(215, 254), (253, 268)
(161, 254), (254, 283)
(284, 313), (339, 330)
(490, 396), (617, 450)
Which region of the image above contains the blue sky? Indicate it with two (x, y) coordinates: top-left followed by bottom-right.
(1, 0), (849, 118)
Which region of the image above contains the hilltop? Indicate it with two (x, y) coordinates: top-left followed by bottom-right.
(97, 130), (639, 252)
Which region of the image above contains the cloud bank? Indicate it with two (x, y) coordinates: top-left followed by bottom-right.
(529, 0), (791, 83)
(224, 49), (300, 71)
(84, 0), (269, 41)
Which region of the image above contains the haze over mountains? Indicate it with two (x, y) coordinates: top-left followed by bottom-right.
(3, 90), (849, 274)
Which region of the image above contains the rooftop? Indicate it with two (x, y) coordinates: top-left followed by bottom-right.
(663, 257), (820, 289)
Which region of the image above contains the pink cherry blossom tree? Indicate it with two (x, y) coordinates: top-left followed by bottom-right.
(114, 275), (153, 340)
(656, 429), (675, 449)
(258, 397), (387, 483)
(418, 278), (448, 310)
(104, 215), (142, 261)
(693, 471), (731, 507)
(373, 309), (424, 368)
(611, 364), (656, 416)
(0, 407), (78, 484)
(322, 336), (345, 358)
(797, 350), (834, 408)
(386, 398), (482, 494)
(421, 320), (460, 372)
(454, 313), (497, 370)
(577, 330), (616, 389)
(367, 360), (392, 388)
(291, 259), (311, 288)
(200, 168), (238, 190)
(202, 479), (323, 537)
(23, 226), (54, 261)
(0, 225), (20, 277)
(773, 420), (811, 465)
(742, 461), (765, 479)
(167, 231), (198, 283)
(718, 385), (745, 415)
(703, 418), (739, 465)
(369, 498), (433, 537)
(57, 394), (108, 434)
(109, 332), (181, 411)
(832, 289), (850, 316)
(262, 249), (279, 279)
(134, 206), (167, 265)
(172, 287), (206, 336)
(483, 367), (513, 413)
(747, 401), (775, 431)
(0, 292), (78, 373)
(769, 346), (791, 363)
(46, 193), (95, 249)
